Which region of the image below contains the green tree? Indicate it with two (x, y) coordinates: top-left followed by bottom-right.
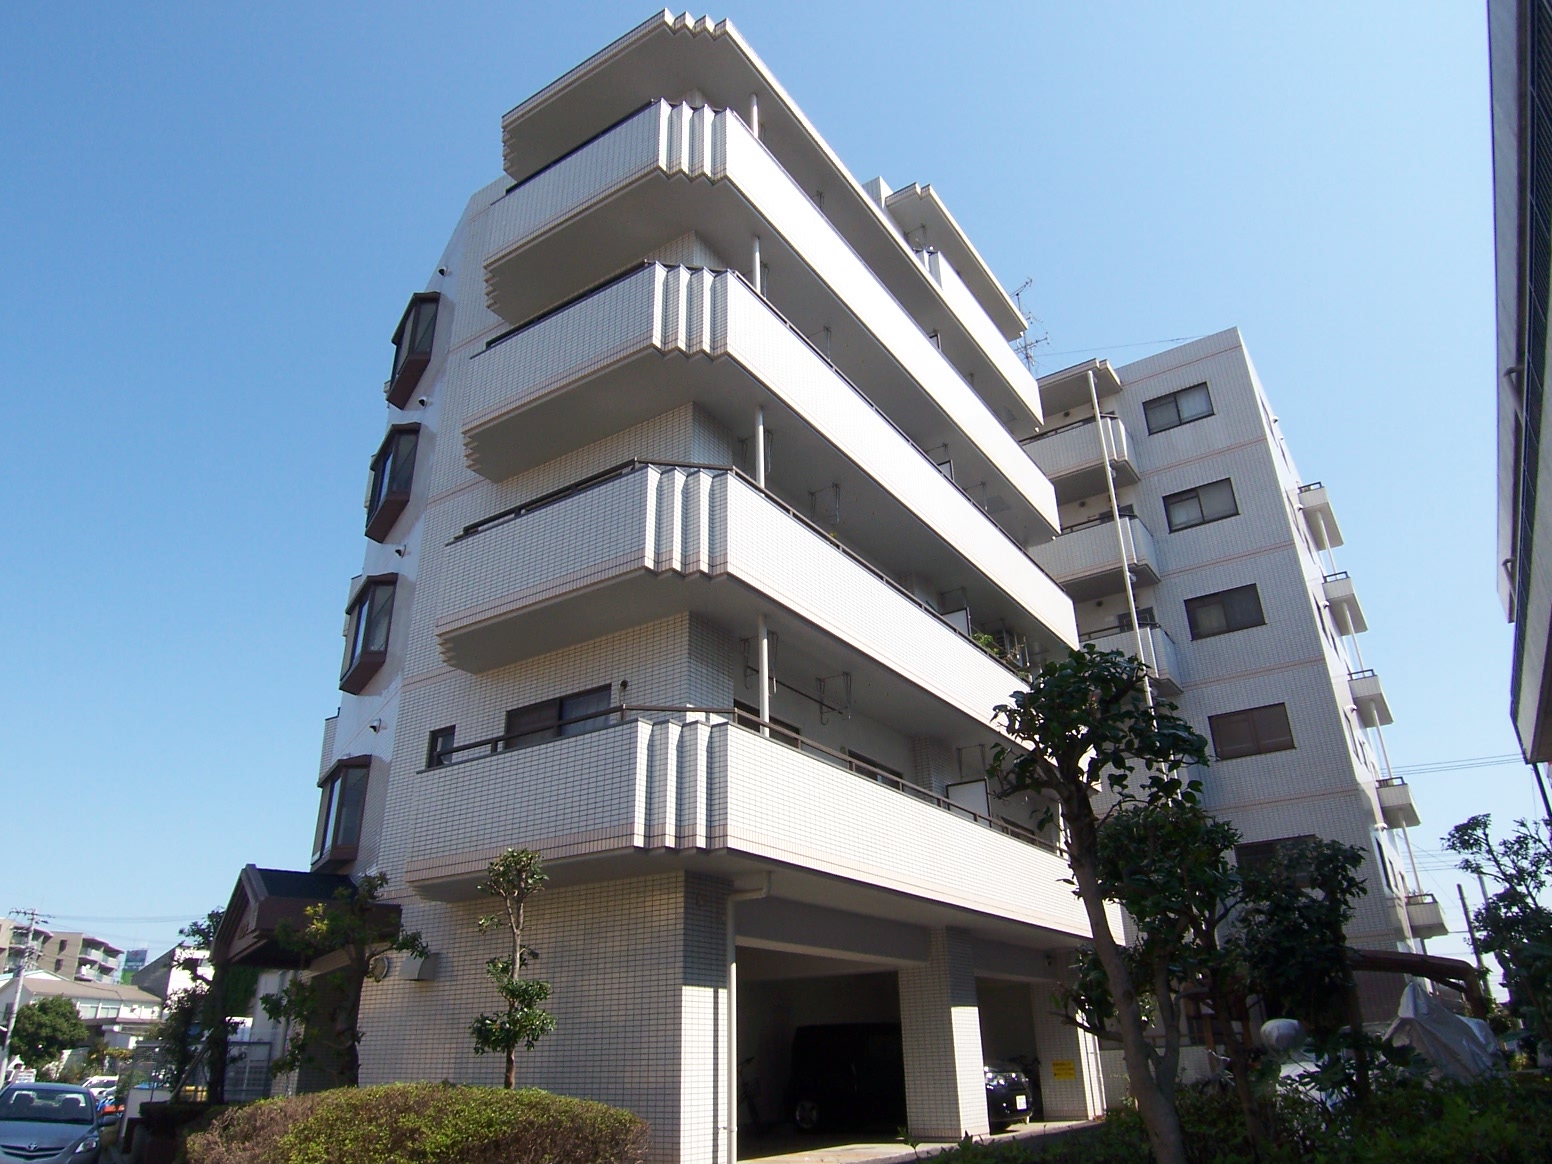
(991, 646), (1209, 1164)
(158, 910), (259, 1103)
(1445, 814), (1552, 1050)
(10, 996), (89, 1069)
(260, 874), (428, 1088)
(470, 848), (556, 1087)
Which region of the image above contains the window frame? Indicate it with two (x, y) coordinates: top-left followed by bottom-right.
(340, 574), (398, 694)
(385, 292), (441, 408)
(426, 726), (456, 768)
(501, 685), (616, 752)
(1208, 702), (1296, 760)
(365, 424), (421, 542)
(1184, 584), (1267, 640)
(312, 757), (371, 870)
(1143, 382), (1214, 435)
(1235, 835), (1319, 887)
(1163, 478), (1240, 532)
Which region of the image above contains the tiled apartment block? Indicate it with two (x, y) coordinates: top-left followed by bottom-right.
(1024, 332), (1444, 1019)
(209, 13), (1138, 1161)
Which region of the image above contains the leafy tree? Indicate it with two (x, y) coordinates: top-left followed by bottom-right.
(260, 873), (428, 1088)
(991, 646), (1209, 1164)
(10, 996), (88, 1069)
(157, 909), (259, 1103)
(470, 848), (556, 1086)
(1445, 814), (1552, 1050)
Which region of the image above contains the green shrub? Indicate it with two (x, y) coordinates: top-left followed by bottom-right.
(186, 1083), (648, 1164)
(932, 1073), (1552, 1164)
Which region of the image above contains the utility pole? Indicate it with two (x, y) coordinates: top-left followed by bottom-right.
(1456, 882), (1490, 1003)
(1533, 763), (1552, 834)
(1, 908), (48, 1084)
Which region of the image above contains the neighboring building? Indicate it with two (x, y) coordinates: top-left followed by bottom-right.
(0, 919), (50, 976)
(1489, 0), (1552, 766)
(131, 945), (208, 1002)
(0, 971), (163, 1047)
(42, 932), (125, 984)
(214, 12), (1120, 1158)
(121, 949), (148, 981)
(1023, 335), (1445, 1017)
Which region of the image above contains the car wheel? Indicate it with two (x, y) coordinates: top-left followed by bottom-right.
(793, 1098), (822, 1132)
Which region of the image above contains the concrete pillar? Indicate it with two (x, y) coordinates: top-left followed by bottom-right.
(899, 927), (990, 1138)
(678, 874), (734, 1164)
(1030, 983), (1106, 1119)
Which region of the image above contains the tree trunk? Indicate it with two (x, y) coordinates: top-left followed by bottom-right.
(505, 1043), (516, 1089)
(1064, 791), (1189, 1164)
(1343, 972), (1369, 1104)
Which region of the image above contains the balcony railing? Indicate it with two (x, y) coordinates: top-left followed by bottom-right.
(1405, 892), (1448, 939)
(453, 458), (1029, 680)
(1079, 621), (1183, 694)
(1030, 512), (1160, 600)
(1021, 413), (1139, 503)
(1376, 776), (1420, 829)
(425, 704), (1062, 857)
(1349, 669), (1393, 727)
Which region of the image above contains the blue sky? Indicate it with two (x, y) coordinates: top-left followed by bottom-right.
(0, 2), (1532, 969)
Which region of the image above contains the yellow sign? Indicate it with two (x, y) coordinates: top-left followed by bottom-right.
(1050, 1059), (1077, 1080)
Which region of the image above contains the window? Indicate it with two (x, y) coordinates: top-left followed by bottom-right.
(1235, 835), (1319, 887)
(426, 726), (456, 768)
(1164, 478), (1239, 532)
(365, 425), (421, 542)
(1143, 382), (1214, 434)
(386, 292), (441, 408)
(844, 748), (903, 780)
(1209, 703), (1295, 759)
(340, 575), (397, 694)
(1185, 584), (1266, 639)
(502, 686), (614, 750)
(734, 700), (801, 747)
(312, 759), (370, 869)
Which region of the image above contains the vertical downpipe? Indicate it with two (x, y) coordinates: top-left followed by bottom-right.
(757, 615), (771, 736)
(754, 406), (767, 489)
(749, 92), (760, 139)
(751, 236), (763, 296)
(1089, 371), (1153, 708)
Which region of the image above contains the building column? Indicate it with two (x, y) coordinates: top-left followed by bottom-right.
(678, 874), (734, 1164)
(899, 927), (990, 1138)
(1030, 984), (1107, 1119)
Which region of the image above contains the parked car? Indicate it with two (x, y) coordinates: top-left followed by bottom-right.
(0, 1081), (103, 1162)
(788, 1023), (907, 1133)
(787, 1023), (1041, 1135)
(983, 1064), (1034, 1131)
(80, 1077), (117, 1105)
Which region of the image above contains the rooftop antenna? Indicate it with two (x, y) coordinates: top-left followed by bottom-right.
(1011, 279), (1049, 372)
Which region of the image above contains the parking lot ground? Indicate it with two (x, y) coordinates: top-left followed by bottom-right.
(738, 1119), (1095, 1163)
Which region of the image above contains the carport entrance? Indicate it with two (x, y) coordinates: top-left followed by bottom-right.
(736, 948), (902, 1159)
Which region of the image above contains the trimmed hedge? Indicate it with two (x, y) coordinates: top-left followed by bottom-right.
(186, 1083), (648, 1164)
(935, 1073), (1552, 1164)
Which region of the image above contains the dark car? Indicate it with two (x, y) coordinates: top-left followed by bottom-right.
(788, 1023), (907, 1133)
(0, 1082), (103, 1163)
(983, 1064), (1035, 1131)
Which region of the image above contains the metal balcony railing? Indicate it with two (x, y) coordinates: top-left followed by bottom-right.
(424, 705), (1062, 857)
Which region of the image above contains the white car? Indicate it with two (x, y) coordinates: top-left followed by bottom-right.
(80, 1077), (117, 1104)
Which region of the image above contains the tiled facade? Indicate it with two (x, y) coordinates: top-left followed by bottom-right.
(296, 13), (1112, 1161)
(1024, 333), (1436, 1020)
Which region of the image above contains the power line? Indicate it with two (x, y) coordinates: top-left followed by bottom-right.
(1386, 753), (1523, 777)
(1034, 335), (1206, 361)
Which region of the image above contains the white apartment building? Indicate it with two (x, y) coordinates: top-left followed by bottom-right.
(213, 13), (1122, 1160)
(1023, 334), (1445, 1018)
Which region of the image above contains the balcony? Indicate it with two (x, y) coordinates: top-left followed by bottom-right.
(477, 99), (1058, 536)
(1376, 777), (1420, 829)
(404, 715), (1090, 941)
(1297, 482), (1344, 550)
(435, 463), (1030, 735)
(460, 264), (1075, 649)
(1322, 571), (1367, 634)
(1029, 513), (1160, 602)
(1021, 414), (1140, 504)
(1079, 622), (1183, 695)
(1405, 893), (1448, 940)
(1349, 669), (1394, 727)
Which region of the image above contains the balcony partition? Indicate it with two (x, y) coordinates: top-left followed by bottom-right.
(1022, 414), (1139, 504)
